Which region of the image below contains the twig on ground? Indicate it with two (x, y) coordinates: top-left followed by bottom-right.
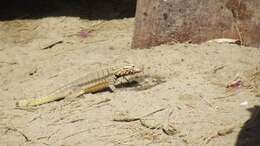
(63, 129), (89, 140)
(113, 117), (140, 122)
(14, 106), (38, 112)
(40, 40), (63, 50)
(37, 129), (60, 141)
(88, 98), (111, 108)
(113, 108), (165, 122)
(67, 118), (85, 124)
(199, 95), (216, 111)
(235, 22), (244, 46)
(213, 65), (225, 73)
(0, 61), (17, 65)
(213, 92), (238, 100)
(205, 126), (234, 144)
(28, 114), (42, 123)
(4, 126), (31, 142)
(162, 108), (179, 135)
(141, 108), (166, 118)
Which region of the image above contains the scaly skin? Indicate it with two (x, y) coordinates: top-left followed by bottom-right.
(16, 65), (142, 107)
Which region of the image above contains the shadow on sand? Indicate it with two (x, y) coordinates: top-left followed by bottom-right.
(235, 105), (260, 146)
(0, 0), (136, 21)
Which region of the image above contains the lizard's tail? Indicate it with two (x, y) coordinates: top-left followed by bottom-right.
(16, 94), (65, 107)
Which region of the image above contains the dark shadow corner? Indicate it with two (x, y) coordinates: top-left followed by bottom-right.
(235, 105), (260, 146)
(0, 0), (136, 21)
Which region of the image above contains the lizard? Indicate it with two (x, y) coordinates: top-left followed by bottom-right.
(16, 64), (142, 108)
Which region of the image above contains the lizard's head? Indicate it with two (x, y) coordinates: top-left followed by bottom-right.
(114, 65), (143, 78)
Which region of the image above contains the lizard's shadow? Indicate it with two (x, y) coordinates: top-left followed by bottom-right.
(115, 80), (140, 88)
(115, 75), (166, 91)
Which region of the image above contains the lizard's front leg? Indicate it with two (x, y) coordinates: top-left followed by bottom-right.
(108, 75), (117, 92)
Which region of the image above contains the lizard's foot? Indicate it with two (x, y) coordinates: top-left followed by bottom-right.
(109, 85), (116, 92)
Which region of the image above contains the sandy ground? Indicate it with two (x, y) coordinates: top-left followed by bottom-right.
(0, 17), (259, 146)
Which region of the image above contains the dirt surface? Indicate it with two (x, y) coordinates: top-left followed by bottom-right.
(0, 17), (259, 146)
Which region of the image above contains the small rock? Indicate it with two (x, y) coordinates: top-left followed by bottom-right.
(29, 68), (38, 76)
(140, 119), (163, 129)
(240, 101), (248, 106)
(217, 127), (234, 136)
